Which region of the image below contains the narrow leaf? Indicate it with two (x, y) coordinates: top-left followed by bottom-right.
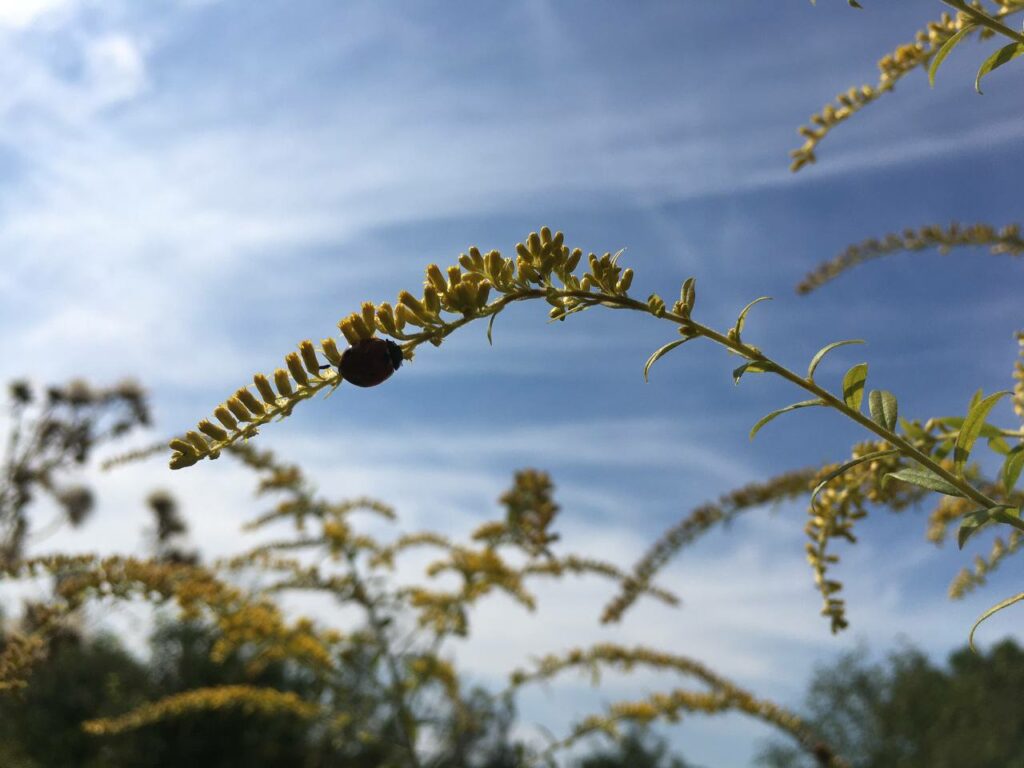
(732, 360), (772, 384)
(842, 363), (868, 412)
(958, 508), (994, 550)
(929, 24), (976, 87)
(1003, 446), (1024, 493)
(810, 449), (901, 512)
(954, 390), (1010, 476)
(970, 590), (1024, 652)
(868, 390), (898, 431)
(735, 296), (772, 338)
(900, 418), (927, 442)
(935, 416), (1005, 440)
(749, 399), (824, 440)
(486, 312), (498, 345)
(806, 339), (864, 381)
(988, 436), (1012, 456)
(975, 42), (1024, 94)
(885, 467), (965, 498)
(643, 338), (690, 382)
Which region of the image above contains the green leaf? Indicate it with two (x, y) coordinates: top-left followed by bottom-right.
(810, 449), (901, 512)
(929, 24), (976, 87)
(958, 508), (994, 550)
(643, 338), (691, 383)
(806, 339), (865, 381)
(958, 513), (990, 550)
(868, 389), (898, 432)
(970, 590), (1024, 653)
(885, 467), (965, 498)
(732, 360), (772, 384)
(976, 41), (1024, 94)
(969, 388), (984, 411)
(735, 296), (771, 339)
(900, 418), (927, 442)
(954, 390), (1010, 476)
(486, 311), (499, 345)
(988, 436), (1012, 456)
(749, 399), (824, 440)
(842, 363), (868, 412)
(935, 416), (1005, 440)
(1003, 446), (1024, 493)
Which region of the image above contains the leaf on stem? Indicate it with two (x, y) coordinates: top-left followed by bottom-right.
(732, 360), (772, 384)
(929, 24), (976, 86)
(749, 399), (824, 440)
(970, 590), (1024, 652)
(643, 338), (691, 382)
(735, 296), (772, 339)
(806, 339), (864, 382)
(954, 390), (1009, 476)
(976, 42), (1024, 94)
(884, 467), (965, 498)
(841, 363), (868, 412)
(1002, 446), (1024, 494)
(868, 390), (898, 432)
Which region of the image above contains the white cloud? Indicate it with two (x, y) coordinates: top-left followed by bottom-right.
(0, 0), (72, 29)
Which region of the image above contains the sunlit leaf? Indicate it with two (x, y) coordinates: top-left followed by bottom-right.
(885, 467), (964, 498)
(929, 24), (976, 87)
(806, 339), (864, 381)
(970, 590), (1024, 652)
(935, 416), (1005, 440)
(842, 363), (868, 412)
(975, 42), (1024, 94)
(868, 389), (898, 431)
(988, 435), (1012, 456)
(1003, 446), (1024, 493)
(735, 296), (771, 339)
(643, 338), (691, 382)
(954, 390), (1009, 476)
(749, 399), (824, 440)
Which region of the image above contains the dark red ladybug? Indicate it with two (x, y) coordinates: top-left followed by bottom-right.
(338, 338), (404, 387)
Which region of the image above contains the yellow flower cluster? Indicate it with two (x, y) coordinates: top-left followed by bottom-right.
(601, 468), (818, 624)
(170, 228), (649, 469)
(805, 442), (919, 633)
(791, 2), (1024, 171)
(82, 685), (321, 735)
(0, 627), (47, 692)
(510, 644), (847, 767)
(797, 223), (1024, 294)
(5, 554), (341, 679)
(169, 340), (341, 469)
(949, 529), (1024, 598)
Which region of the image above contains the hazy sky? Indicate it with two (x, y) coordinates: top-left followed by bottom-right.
(2, 1), (1023, 764)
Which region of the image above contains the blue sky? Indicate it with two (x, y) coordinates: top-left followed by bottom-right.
(2, 1), (1024, 764)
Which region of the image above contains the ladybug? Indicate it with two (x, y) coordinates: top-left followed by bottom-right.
(338, 338), (404, 387)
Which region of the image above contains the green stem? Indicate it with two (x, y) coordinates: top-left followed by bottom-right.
(942, 0), (1024, 45)
(434, 288), (1003, 513)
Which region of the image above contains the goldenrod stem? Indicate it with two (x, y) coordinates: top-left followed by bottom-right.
(942, 0), (1024, 45)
